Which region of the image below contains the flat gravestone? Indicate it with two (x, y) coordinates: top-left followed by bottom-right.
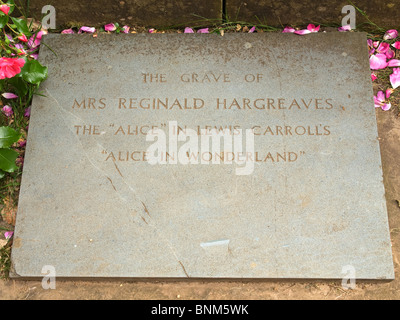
(11, 33), (394, 279)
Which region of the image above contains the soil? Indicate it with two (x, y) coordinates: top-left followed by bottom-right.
(0, 108), (399, 300)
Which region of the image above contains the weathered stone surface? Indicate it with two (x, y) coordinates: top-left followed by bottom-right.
(11, 33), (394, 279)
(29, 0), (222, 28)
(226, 0), (400, 29)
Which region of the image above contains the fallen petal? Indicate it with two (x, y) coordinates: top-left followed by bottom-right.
(61, 28), (75, 34)
(249, 26), (256, 33)
(386, 88), (394, 99)
(79, 26), (96, 33)
(24, 106), (31, 117)
(1, 105), (13, 117)
(369, 54), (388, 70)
(386, 48), (395, 59)
(4, 231), (13, 240)
(377, 42), (389, 54)
(282, 26), (295, 33)
(390, 69), (400, 89)
(383, 29), (398, 40)
(381, 102), (391, 111)
(307, 24), (320, 32)
(104, 23), (116, 32)
(294, 29), (311, 35)
(388, 59), (400, 67)
(392, 41), (400, 50)
(338, 25), (351, 32)
(184, 27), (194, 33)
(197, 28), (209, 33)
(2, 92), (18, 99)
(371, 72), (377, 81)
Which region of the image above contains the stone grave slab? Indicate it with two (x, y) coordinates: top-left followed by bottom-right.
(11, 33), (394, 279)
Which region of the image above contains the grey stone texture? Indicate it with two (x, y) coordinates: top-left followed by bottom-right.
(11, 33), (394, 279)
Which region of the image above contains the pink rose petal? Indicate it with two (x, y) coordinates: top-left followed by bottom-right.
(392, 41), (400, 50)
(386, 88), (394, 99)
(61, 28), (75, 34)
(338, 25), (351, 32)
(79, 26), (96, 33)
(381, 102), (391, 111)
(2, 92), (18, 99)
(383, 29), (398, 40)
(184, 27), (194, 33)
(371, 72), (377, 81)
(4, 231), (13, 240)
(2, 105), (13, 117)
(121, 25), (130, 33)
(390, 68), (400, 89)
(377, 42), (389, 54)
(294, 29), (311, 35)
(282, 26), (295, 33)
(386, 48), (395, 59)
(307, 24), (320, 32)
(388, 59), (400, 67)
(197, 28), (209, 33)
(249, 26), (256, 33)
(369, 54), (388, 70)
(104, 23), (116, 32)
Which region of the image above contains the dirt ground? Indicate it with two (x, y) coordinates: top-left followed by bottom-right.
(0, 108), (399, 300)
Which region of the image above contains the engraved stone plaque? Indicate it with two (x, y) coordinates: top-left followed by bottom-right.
(11, 33), (394, 279)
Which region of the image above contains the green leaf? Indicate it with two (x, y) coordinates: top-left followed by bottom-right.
(0, 15), (9, 28)
(20, 59), (48, 85)
(10, 17), (31, 37)
(0, 169), (5, 179)
(6, 0), (15, 15)
(0, 127), (21, 148)
(8, 76), (28, 97)
(0, 148), (18, 173)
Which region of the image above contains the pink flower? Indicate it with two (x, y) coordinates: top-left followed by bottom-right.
(197, 28), (209, 33)
(0, 5), (10, 15)
(371, 72), (377, 81)
(24, 106), (31, 117)
(30, 53), (38, 60)
(104, 23), (116, 32)
(369, 54), (388, 70)
(121, 25), (130, 33)
(338, 25), (351, 32)
(392, 41), (400, 50)
(78, 26), (95, 33)
(249, 26), (256, 33)
(282, 26), (295, 33)
(184, 27), (194, 33)
(388, 59), (400, 67)
(374, 91), (391, 111)
(61, 28), (75, 34)
(18, 34), (28, 43)
(2, 92), (18, 99)
(0, 57), (25, 79)
(383, 29), (398, 40)
(4, 231), (13, 240)
(390, 68), (400, 89)
(2, 105), (13, 117)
